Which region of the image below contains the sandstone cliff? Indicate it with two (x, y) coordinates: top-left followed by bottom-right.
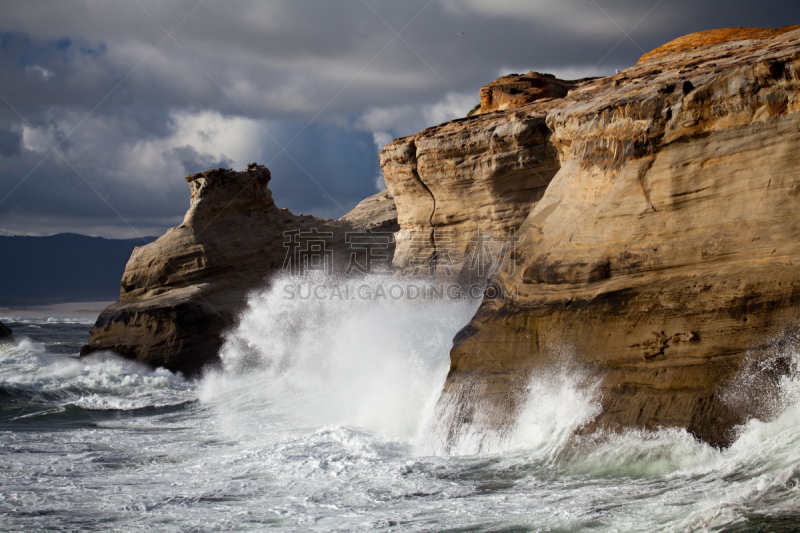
(388, 27), (800, 447)
(82, 165), (398, 375)
(638, 25), (800, 64)
(339, 188), (399, 233)
(380, 72), (601, 280)
(381, 96), (565, 279)
(475, 71), (585, 115)
(85, 25), (800, 446)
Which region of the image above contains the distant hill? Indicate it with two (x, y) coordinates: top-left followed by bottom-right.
(0, 233), (158, 306)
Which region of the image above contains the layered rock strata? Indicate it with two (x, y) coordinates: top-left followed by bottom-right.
(339, 188), (400, 233)
(638, 25), (800, 64)
(381, 95), (567, 279)
(380, 72), (600, 280)
(475, 71), (585, 115)
(428, 28), (800, 447)
(85, 26), (800, 446)
(82, 165), (398, 375)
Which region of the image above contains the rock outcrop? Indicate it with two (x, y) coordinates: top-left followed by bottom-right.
(0, 320), (12, 340)
(475, 71), (585, 115)
(85, 25), (800, 446)
(404, 28), (800, 447)
(381, 96), (566, 279)
(82, 164), (398, 375)
(339, 188), (400, 233)
(638, 25), (800, 64)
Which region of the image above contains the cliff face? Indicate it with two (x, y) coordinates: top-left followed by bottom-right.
(407, 28), (800, 447)
(85, 26), (800, 445)
(339, 188), (399, 233)
(381, 96), (566, 278)
(82, 164), (398, 375)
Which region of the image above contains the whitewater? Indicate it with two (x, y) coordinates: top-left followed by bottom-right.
(2, 276), (800, 532)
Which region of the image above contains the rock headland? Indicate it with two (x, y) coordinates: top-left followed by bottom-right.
(87, 26), (800, 446)
(431, 27), (800, 447)
(82, 164), (398, 374)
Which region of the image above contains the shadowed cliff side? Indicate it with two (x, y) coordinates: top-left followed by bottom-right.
(82, 164), (398, 375)
(431, 27), (800, 447)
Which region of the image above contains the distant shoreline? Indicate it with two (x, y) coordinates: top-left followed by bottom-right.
(0, 301), (113, 317)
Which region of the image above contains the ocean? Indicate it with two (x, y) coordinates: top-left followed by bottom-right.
(2, 277), (800, 532)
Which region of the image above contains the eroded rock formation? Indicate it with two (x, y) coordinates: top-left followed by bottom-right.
(82, 164), (398, 375)
(381, 98), (566, 279)
(638, 25), (800, 64)
(431, 27), (800, 446)
(339, 188), (399, 233)
(475, 71), (585, 115)
(86, 25), (800, 445)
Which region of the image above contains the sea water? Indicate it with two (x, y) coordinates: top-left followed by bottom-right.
(2, 276), (800, 532)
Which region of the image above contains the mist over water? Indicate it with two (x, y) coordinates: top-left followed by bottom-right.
(2, 281), (800, 531)
(423, 360), (602, 458)
(201, 275), (482, 441)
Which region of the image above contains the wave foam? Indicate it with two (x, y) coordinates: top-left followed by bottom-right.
(0, 338), (192, 412)
(199, 275), (480, 441)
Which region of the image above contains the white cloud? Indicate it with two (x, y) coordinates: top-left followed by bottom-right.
(120, 110), (268, 183)
(25, 65), (54, 81)
(372, 131), (393, 151)
(371, 133), (392, 191)
(356, 91), (475, 140)
(19, 109), (270, 194)
(21, 124), (51, 153)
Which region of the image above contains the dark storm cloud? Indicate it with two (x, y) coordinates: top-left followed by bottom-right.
(168, 145), (234, 177)
(0, 127), (21, 157)
(0, 0), (799, 237)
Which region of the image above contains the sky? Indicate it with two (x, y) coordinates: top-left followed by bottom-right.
(0, 0), (799, 239)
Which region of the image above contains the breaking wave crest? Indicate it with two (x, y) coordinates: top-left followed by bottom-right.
(0, 336), (192, 414)
(419, 360), (601, 458)
(201, 275), (800, 470)
(4, 284), (800, 530)
(199, 274), (481, 440)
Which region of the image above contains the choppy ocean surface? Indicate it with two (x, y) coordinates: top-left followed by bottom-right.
(2, 278), (800, 532)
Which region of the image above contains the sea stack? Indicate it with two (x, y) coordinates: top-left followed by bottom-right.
(82, 164), (398, 375)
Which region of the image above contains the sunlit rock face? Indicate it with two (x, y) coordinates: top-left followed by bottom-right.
(637, 25), (800, 64)
(379, 72), (598, 279)
(82, 165), (398, 375)
(380, 103), (564, 279)
(476, 71), (584, 115)
(86, 26), (800, 447)
(414, 28), (800, 447)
